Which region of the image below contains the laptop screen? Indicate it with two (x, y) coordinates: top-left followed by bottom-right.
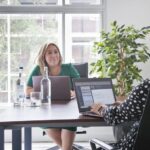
(73, 78), (116, 112)
(32, 76), (71, 100)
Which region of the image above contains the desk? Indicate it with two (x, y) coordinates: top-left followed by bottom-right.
(0, 99), (106, 150)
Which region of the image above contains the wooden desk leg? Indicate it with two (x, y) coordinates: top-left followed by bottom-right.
(0, 127), (4, 150)
(12, 128), (22, 150)
(24, 127), (32, 150)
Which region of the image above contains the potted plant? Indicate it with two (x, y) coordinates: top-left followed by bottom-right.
(91, 21), (150, 99)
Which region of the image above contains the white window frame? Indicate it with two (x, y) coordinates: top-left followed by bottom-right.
(0, 0), (106, 104)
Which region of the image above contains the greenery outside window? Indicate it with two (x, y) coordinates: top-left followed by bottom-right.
(0, 0), (104, 103)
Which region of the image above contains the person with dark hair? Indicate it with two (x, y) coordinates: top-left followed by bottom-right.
(90, 79), (150, 149)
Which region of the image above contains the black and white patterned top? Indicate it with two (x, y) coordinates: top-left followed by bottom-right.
(103, 79), (150, 150)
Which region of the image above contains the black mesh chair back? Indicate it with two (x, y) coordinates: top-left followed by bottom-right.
(73, 63), (88, 78)
(133, 88), (150, 150)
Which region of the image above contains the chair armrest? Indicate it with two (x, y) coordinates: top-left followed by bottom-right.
(90, 138), (114, 150)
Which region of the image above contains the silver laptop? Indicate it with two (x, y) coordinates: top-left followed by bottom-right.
(73, 78), (116, 117)
(32, 76), (71, 100)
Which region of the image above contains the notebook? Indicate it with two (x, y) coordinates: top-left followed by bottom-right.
(32, 76), (71, 100)
(73, 78), (116, 117)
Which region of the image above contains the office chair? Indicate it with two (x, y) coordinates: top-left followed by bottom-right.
(73, 63), (88, 78)
(89, 88), (150, 150)
(44, 62), (89, 150)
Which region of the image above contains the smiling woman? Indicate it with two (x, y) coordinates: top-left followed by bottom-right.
(25, 41), (80, 150)
(26, 42), (80, 95)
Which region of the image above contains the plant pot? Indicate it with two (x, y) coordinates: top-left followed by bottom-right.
(116, 96), (127, 101)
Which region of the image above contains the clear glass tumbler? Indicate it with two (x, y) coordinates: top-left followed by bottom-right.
(30, 92), (41, 107)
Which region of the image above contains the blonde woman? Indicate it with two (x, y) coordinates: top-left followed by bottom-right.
(26, 42), (80, 150)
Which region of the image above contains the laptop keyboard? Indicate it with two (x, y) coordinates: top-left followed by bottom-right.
(82, 111), (101, 118)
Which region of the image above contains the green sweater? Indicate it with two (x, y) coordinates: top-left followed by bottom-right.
(27, 63), (80, 87)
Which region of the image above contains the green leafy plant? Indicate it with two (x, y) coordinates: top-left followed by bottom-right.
(91, 21), (150, 97)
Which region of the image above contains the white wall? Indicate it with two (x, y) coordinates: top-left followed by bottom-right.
(106, 0), (150, 28)
(106, 0), (150, 79)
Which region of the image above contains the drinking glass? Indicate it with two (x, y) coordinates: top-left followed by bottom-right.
(30, 92), (41, 106)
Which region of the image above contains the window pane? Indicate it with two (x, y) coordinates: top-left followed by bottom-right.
(0, 54), (7, 102)
(0, 17), (7, 34)
(10, 14), (60, 73)
(0, 17), (7, 53)
(72, 15), (100, 33)
(0, 54), (7, 73)
(66, 0), (101, 5)
(0, 75), (7, 91)
(65, 14), (101, 63)
(0, 16), (8, 103)
(0, 37), (7, 54)
(0, 75), (8, 103)
(72, 45), (89, 62)
(0, 0), (62, 5)
(10, 15), (58, 34)
(0, 75), (7, 90)
(0, 0), (7, 5)
(10, 36), (50, 72)
(0, 14), (62, 103)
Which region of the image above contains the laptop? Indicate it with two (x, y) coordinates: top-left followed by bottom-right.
(73, 78), (116, 117)
(32, 76), (71, 100)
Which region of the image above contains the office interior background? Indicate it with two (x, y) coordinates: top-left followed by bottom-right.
(0, 0), (150, 143)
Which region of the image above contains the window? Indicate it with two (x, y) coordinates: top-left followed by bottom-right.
(0, 0), (105, 103)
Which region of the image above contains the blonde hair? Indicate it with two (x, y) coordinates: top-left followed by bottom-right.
(35, 42), (62, 75)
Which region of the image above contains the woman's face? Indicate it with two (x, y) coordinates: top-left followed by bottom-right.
(45, 44), (60, 67)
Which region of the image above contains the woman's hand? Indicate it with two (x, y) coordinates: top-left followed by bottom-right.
(26, 86), (33, 97)
(90, 103), (107, 117)
(70, 90), (76, 98)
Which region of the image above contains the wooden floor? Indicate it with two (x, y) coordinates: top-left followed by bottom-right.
(5, 142), (91, 150)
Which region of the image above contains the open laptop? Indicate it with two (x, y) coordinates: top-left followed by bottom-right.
(32, 76), (71, 100)
(73, 78), (116, 117)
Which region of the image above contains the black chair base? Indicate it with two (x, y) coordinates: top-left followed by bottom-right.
(73, 143), (90, 150)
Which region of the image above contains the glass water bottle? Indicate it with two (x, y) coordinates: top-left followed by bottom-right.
(40, 66), (51, 105)
(14, 66), (25, 106)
